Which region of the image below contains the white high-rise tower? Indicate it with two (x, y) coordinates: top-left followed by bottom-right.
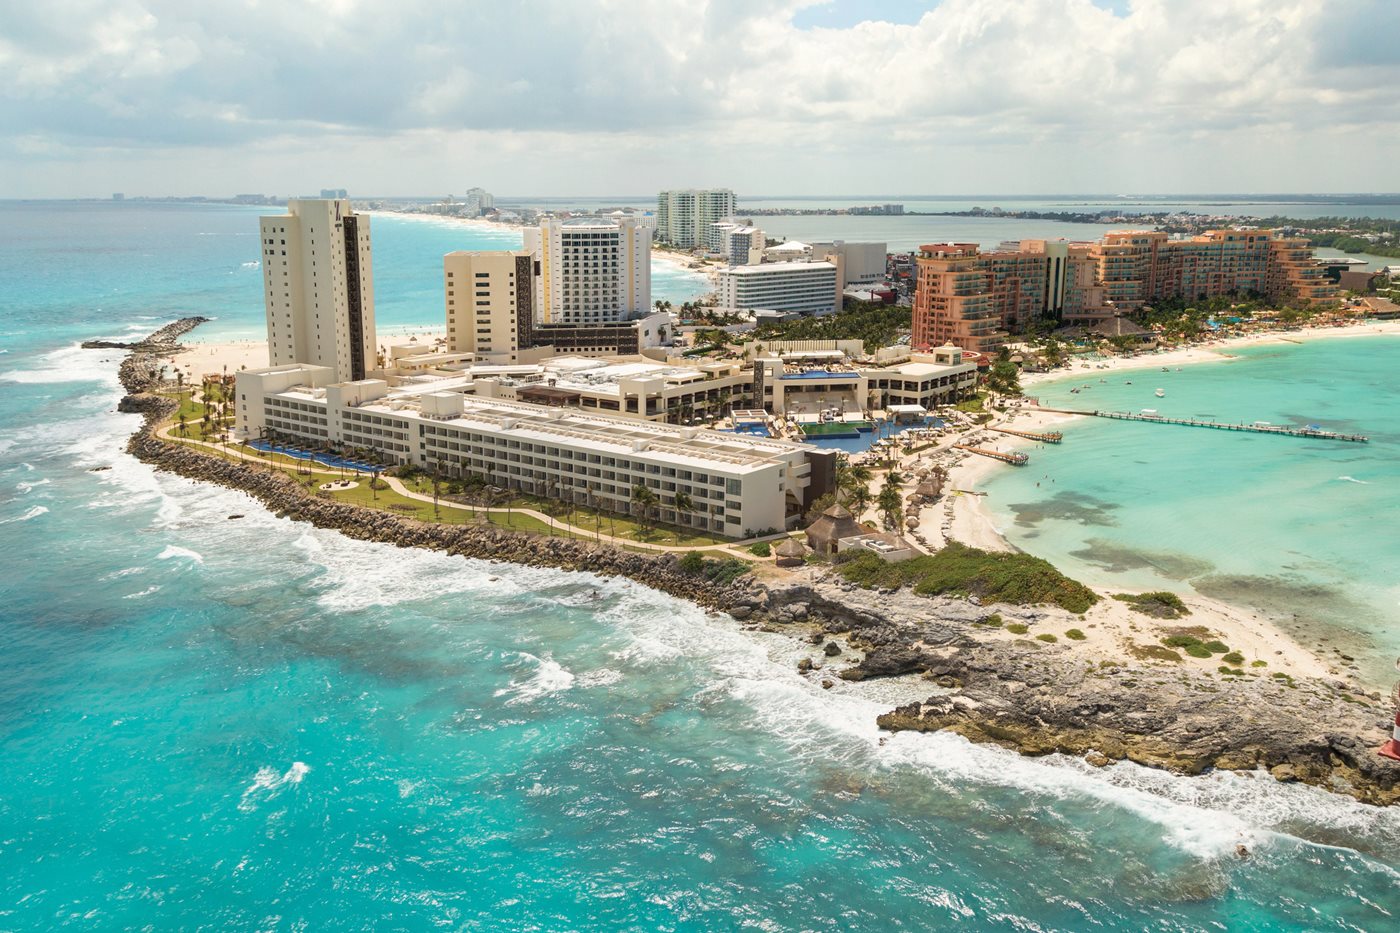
(656, 189), (736, 248)
(259, 199), (376, 382)
(523, 215), (651, 324)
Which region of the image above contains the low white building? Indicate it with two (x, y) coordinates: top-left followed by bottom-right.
(235, 364), (828, 537)
(716, 261), (840, 316)
(751, 345), (977, 416)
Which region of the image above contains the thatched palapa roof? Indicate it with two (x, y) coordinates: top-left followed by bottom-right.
(805, 503), (868, 553)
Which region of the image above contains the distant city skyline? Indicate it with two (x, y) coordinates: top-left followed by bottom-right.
(2, 0), (1397, 198)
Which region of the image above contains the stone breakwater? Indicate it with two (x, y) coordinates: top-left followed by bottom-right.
(106, 321), (1400, 807)
(88, 316), (210, 395)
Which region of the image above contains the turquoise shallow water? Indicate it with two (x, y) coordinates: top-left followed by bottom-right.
(4, 202), (1400, 930)
(980, 339), (1400, 683)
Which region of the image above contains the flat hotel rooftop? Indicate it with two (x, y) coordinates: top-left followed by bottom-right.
(277, 382), (806, 471)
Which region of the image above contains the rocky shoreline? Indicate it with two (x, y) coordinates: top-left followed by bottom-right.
(107, 319), (1400, 807)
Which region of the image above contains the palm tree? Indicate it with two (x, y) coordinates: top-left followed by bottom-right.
(673, 490), (694, 535)
(430, 459), (442, 519)
(177, 413), (187, 437)
(877, 483), (902, 531)
(847, 484), (872, 520)
(630, 484), (657, 535)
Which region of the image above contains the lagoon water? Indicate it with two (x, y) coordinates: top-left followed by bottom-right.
(980, 339), (1400, 684)
(3, 201), (1400, 929)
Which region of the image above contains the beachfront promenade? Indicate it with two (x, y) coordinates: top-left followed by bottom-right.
(1038, 407), (1370, 442)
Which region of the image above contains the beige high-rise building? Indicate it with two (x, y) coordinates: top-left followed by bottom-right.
(444, 250), (535, 361)
(523, 216), (651, 324)
(259, 198), (376, 382)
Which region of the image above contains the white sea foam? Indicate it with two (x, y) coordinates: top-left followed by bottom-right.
(0, 505), (49, 524)
(1338, 475), (1370, 484)
(15, 478), (51, 494)
(292, 529), (525, 612)
(122, 585), (161, 599)
(240, 260), (260, 270)
(157, 545), (204, 563)
(578, 668), (624, 688)
(238, 761), (311, 812)
(102, 566), (146, 580)
(0, 343), (117, 385)
(496, 652), (576, 704)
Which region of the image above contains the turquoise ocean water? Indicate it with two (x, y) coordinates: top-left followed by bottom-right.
(3, 201), (1400, 929)
(981, 340), (1400, 684)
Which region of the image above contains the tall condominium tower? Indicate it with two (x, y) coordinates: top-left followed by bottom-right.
(259, 198), (376, 382)
(443, 249), (535, 361)
(522, 216), (651, 324)
(656, 189), (736, 248)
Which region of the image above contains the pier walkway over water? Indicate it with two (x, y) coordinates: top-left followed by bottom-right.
(991, 426), (1063, 444)
(953, 444), (1031, 465)
(1038, 407), (1369, 443)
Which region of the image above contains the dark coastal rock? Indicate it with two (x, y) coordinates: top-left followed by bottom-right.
(823, 641), (842, 657)
(874, 646), (1400, 807)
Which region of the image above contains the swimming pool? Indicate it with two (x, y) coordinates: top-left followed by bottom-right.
(248, 439), (381, 473)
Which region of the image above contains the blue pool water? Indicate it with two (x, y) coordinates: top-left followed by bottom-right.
(246, 439), (381, 473)
(2, 201), (1399, 929)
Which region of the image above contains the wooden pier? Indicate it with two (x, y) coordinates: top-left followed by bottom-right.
(954, 444), (1031, 465)
(1038, 408), (1368, 442)
(992, 427), (1063, 444)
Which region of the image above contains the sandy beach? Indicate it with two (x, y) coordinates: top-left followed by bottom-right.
(172, 328), (448, 381)
(1022, 319), (1400, 388)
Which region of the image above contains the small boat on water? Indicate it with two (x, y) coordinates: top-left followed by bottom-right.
(1155, 388), (1165, 398)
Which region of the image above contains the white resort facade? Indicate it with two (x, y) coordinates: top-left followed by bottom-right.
(235, 364), (823, 537)
(523, 216), (651, 323)
(716, 260), (841, 315)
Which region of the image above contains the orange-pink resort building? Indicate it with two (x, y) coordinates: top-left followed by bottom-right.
(913, 229), (1338, 354)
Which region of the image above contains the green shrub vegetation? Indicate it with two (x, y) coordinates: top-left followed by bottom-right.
(1221, 651), (1245, 665)
(835, 543), (1098, 613)
(1113, 591), (1190, 618)
(677, 552), (750, 585)
(1250, 660), (1268, 668)
(748, 541), (772, 558)
(1130, 644), (1183, 663)
(977, 613), (1004, 628)
(1218, 665), (1245, 677)
(1006, 623), (1030, 635)
(1162, 633), (1231, 660)
(1064, 628), (1087, 641)
(1035, 633), (1058, 643)
(752, 300), (910, 352)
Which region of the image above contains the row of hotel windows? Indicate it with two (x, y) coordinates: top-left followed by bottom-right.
(258, 408), (748, 527)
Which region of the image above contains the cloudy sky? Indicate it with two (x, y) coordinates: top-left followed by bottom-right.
(1, 0), (1396, 198)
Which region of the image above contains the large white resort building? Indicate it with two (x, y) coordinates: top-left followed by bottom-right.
(235, 200), (975, 537)
(237, 364), (822, 536)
